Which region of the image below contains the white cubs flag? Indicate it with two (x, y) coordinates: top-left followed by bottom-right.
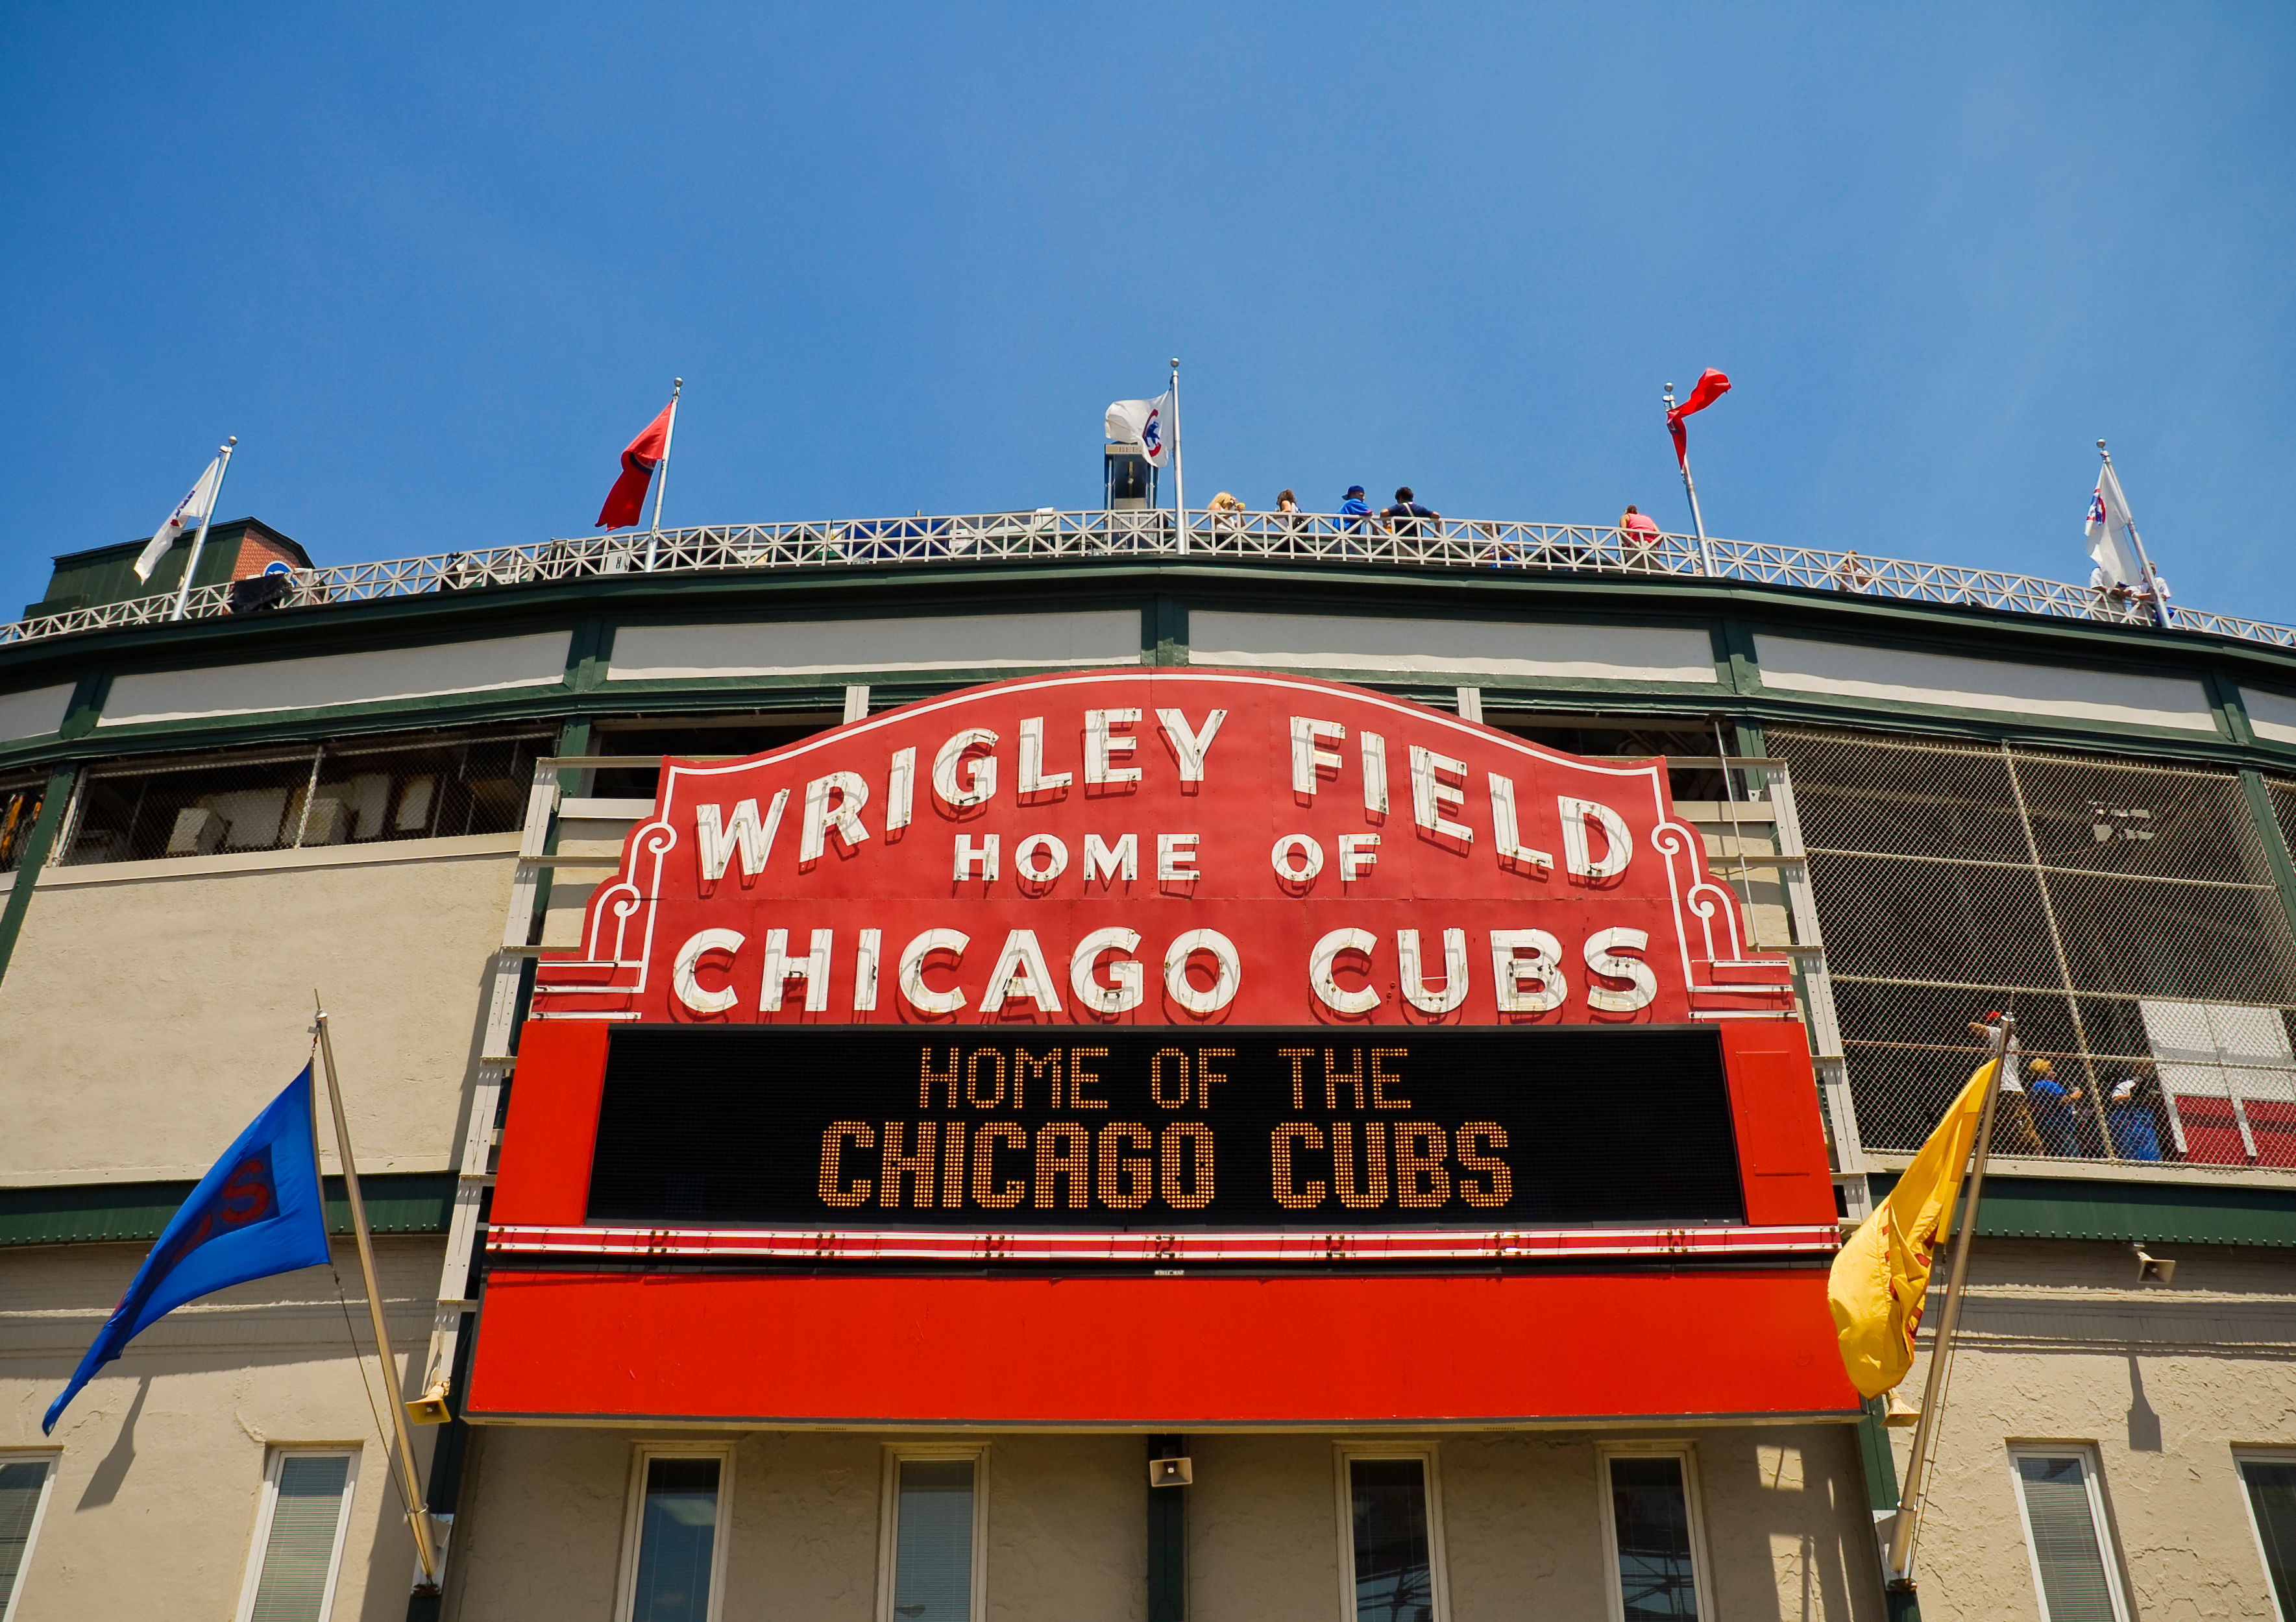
(1105, 393), (1171, 466)
(134, 457), (226, 583)
(2085, 462), (2144, 587)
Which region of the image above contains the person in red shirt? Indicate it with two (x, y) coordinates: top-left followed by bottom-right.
(1619, 504), (1661, 566)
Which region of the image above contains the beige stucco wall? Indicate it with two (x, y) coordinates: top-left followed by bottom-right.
(0, 838), (516, 1181)
(443, 1422), (1876, 1621)
(1190, 1427), (1879, 1622)
(1890, 1238), (2296, 1621)
(446, 1429), (1146, 1622)
(0, 1235), (441, 1622)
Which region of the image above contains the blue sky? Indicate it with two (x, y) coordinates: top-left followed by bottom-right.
(3, 5), (2290, 622)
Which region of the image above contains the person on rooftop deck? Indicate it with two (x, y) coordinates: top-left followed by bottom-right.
(2106, 1077), (2165, 1161)
(1339, 485), (1371, 533)
(1381, 486), (1440, 539)
(1619, 504), (1661, 565)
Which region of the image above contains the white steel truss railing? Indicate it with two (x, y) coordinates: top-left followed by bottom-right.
(8, 507), (2290, 651)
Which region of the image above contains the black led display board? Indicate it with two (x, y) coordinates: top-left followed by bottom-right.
(586, 1025), (1744, 1229)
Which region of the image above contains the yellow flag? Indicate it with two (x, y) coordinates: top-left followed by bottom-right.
(1827, 1059), (1997, 1398)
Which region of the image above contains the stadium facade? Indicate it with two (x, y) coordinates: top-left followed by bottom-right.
(0, 507), (2291, 1622)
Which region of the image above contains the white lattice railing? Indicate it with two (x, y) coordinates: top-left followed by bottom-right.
(8, 508), (2283, 651)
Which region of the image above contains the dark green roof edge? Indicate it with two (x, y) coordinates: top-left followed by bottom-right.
(0, 1171), (456, 1248)
(6, 555), (2296, 775)
(1866, 1170), (2296, 1248)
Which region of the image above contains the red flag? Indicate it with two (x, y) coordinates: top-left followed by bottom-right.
(596, 398), (678, 529)
(1666, 368), (1731, 468)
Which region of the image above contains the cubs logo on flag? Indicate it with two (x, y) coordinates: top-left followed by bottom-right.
(1105, 393), (1173, 467)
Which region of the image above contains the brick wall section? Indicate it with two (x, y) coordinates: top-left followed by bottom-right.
(231, 530), (305, 579)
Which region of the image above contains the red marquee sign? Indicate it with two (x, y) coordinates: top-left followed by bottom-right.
(531, 668), (1794, 1027)
(471, 670), (1855, 1428)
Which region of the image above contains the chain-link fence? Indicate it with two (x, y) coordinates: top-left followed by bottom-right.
(1770, 725), (2296, 1173)
(56, 726), (554, 867)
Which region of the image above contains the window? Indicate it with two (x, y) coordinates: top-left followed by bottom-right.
(2009, 1447), (2132, 1622)
(877, 1447), (985, 1622)
(617, 1446), (734, 1622)
(0, 1456), (57, 1621)
(1335, 1447), (1449, 1622)
(234, 1448), (358, 1622)
(2238, 1452), (2296, 1620)
(1598, 1446), (1709, 1621)
(58, 727), (550, 866)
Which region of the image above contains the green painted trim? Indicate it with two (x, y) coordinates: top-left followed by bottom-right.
(1147, 1435), (1186, 1622)
(1714, 618), (1761, 696)
(1148, 596), (1187, 666)
(1865, 1172), (2296, 1247)
(2239, 769), (2296, 950)
(10, 560), (2296, 780)
(565, 618), (615, 694)
(0, 764), (76, 987)
(0, 1172), (457, 1247)
(58, 670), (107, 742)
(2206, 669), (2254, 746)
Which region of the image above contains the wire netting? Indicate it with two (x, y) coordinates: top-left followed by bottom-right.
(1770, 725), (2296, 1172)
(58, 726), (552, 866)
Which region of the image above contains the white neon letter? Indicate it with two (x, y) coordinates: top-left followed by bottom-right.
(761, 927), (833, 1011)
(1560, 797), (1632, 879)
(799, 771), (870, 865)
(979, 928), (1063, 1013)
(933, 727), (999, 808)
(1271, 834), (1325, 883)
(1070, 926), (1145, 1015)
(1018, 716), (1072, 795)
(1487, 773), (1553, 871)
(1397, 928), (1470, 1014)
(1083, 832), (1138, 884)
(1491, 929), (1566, 1013)
(1164, 929), (1241, 1015)
(1410, 746), (1474, 843)
(1291, 717), (1345, 795)
(953, 833), (1000, 882)
(672, 928), (744, 1015)
(1583, 926), (1657, 1011)
(694, 791), (789, 882)
(898, 928), (969, 1014)
(1085, 708), (1142, 786)
(1156, 708), (1227, 782)
(1309, 927), (1380, 1015)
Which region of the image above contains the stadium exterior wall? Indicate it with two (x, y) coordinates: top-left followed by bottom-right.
(0, 550), (2290, 1622)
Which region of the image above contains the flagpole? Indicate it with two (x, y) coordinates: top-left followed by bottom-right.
(170, 437), (238, 622)
(2098, 441), (2171, 630)
(1169, 357), (1187, 557)
(645, 378), (683, 573)
(1663, 386), (1716, 577)
(313, 997), (440, 1589)
(1885, 1012), (2014, 1590)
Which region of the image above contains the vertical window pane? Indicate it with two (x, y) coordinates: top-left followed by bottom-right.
(2242, 1460), (2296, 1619)
(2016, 1455), (2123, 1622)
(632, 1457), (721, 1622)
(1609, 1457), (1699, 1621)
(893, 1459), (975, 1622)
(0, 1461), (51, 1620)
(1349, 1459), (1434, 1622)
(249, 1455), (352, 1622)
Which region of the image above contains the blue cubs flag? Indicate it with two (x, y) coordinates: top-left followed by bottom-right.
(44, 1067), (332, 1433)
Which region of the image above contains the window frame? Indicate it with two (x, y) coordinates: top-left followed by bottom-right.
(2006, 1443), (2134, 1622)
(615, 1441), (737, 1622)
(875, 1442), (989, 1622)
(1594, 1440), (1715, 1622)
(2234, 1447), (2296, 1620)
(0, 1451), (60, 1621)
(232, 1445), (361, 1622)
(1332, 1442), (1453, 1622)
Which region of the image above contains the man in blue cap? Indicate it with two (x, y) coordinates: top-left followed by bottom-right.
(1339, 485), (1371, 533)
